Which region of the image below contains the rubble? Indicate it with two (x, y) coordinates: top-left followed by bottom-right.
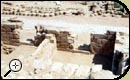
(2, 45), (15, 54)
(88, 1), (128, 17)
(2, 1), (128, 18)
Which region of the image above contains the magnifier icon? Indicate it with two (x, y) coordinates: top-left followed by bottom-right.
(4, 59), (22, 77)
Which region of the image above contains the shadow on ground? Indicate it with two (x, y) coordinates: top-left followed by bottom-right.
(78, 44), (90, 51)
(26, 39), (34, 44)
(92, 54), (113, 71)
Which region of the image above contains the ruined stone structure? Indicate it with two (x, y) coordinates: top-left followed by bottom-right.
(34, 25), (74, 50)
(1, 3), (85, 17)
(106, 1), (114, 10)
(90, 31), (116, 71)
(1, 23), (21, 46)
(55, 31), (74, 50)
(1, 1), (129, 18)
(90, 31), (116, 56)
(88, 1), (128, 17)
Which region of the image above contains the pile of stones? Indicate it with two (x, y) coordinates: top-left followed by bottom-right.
(2, 2), (85, 17)
(2, 1), (128, 18)
(1, 2), (86, 17)
(89, 1), (128, 17)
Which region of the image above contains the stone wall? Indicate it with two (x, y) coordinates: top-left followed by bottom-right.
(1, 24), (20, 46)
(55, 31), (74, 50)
(34, 26), (75, 50)
(31, 36), (57, 69)
(90, 31), (116, 56)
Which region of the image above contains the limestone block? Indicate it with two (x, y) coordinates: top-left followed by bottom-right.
(62, 63), (79, 77)
(91, 65), (102, 73)
(90, 70), (117, 79)
(74, 65), (90, 77)
(50, 62), (63, 73)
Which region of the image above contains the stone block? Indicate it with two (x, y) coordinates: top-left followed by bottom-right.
(91, 65), (102, 72)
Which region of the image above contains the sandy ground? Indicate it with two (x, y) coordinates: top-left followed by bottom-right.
(52, 50), (94, 66)
(19, 29), (36, 44)
(1, 45), (37, 78)
(1, 45), (37, 64)
(2, 15), (129, 27)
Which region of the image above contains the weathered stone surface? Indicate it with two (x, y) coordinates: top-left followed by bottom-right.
(74, 65), (90, 78)
(90, 70), (117, 79)
(50, 62), (63, 73)
(91, 65), (102, 72)
(61, 63), (79, 77)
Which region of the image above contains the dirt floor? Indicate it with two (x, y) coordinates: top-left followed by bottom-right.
(52, 50), (94, 66)
(1, 45), (37, 65)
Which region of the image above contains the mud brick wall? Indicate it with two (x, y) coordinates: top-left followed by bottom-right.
(34, 28), (74, 49)
(55, 31), (74, 49)
(1, 24), (20, 46)
(90, 31), (116, 56)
